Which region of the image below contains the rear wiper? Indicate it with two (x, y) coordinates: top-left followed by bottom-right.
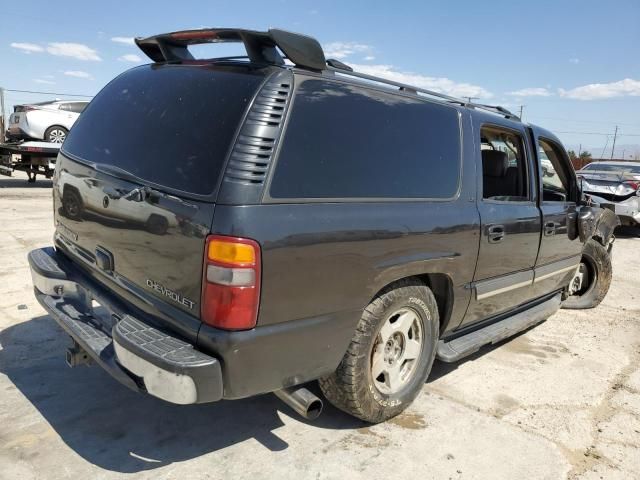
(94, 163), (145, 185)
(94, 164), (155, 201)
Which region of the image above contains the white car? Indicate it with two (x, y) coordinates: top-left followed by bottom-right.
(7, 100), (89, 143)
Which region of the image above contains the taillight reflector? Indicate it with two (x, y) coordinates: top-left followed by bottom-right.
(201, 235), (261, 331)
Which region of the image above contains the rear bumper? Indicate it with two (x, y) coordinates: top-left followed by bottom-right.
(29, 247), (223, 404)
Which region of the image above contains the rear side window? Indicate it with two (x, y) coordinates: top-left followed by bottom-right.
(269, 79), (461, 199)
(62, 64), (266, 195)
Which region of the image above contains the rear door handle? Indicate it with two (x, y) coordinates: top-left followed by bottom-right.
(487, 224), (505, 243)
(544, 221), (556, 236)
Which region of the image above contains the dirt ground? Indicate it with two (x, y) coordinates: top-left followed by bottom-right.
(1, 171), (639, 480)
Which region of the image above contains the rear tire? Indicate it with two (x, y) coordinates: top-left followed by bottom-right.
(562, 239), (612, 309)
(45, 126), (68, 143)
(319, 279), (439, 423)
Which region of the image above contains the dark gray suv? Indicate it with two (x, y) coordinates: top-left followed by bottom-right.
(28, 28), (617, 423)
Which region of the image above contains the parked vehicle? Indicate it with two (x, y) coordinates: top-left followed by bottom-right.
(7, 100), (89, 143)
(28, 28), (617, 423)
(576, 161), (640, 227)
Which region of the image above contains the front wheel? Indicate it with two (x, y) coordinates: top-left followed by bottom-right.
(319, 279), (439, 423)
(562, 239), (612, 309)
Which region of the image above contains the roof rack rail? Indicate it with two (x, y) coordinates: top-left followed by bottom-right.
(325, 64), (520, 121)
(135, 28), (326, 71)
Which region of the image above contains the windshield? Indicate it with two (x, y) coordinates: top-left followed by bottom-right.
(62, 63), (266, 195)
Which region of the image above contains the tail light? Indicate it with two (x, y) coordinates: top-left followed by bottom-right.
(201, 235), (261, 330)
(623, 180), (639, 190)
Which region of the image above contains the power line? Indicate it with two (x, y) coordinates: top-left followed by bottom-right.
(527, 115), (640, 128)
(554, 130), (640, 137)
(4, 89), (93, 98)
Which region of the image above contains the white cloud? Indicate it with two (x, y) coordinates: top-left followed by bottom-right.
(118, 54), (142, 62)
(10, 42), (44, 54)
(559, 78), (640, 100)
(111, 36), (135, 46)
(569, 58), (580, 64)
(47, 42), (101, 61)
(64, 70), (92, 79)
(34, 78), (55, 85)
(364, 55), (375, 61)
(507, 87), (552, 97)
(347, 63), (493, 99)
(324, 42), (373, 59)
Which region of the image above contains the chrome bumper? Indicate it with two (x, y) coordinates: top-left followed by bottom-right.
(29, 247), (223, 404)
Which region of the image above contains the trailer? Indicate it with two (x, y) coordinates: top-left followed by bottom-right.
(0, 141), (59, 182)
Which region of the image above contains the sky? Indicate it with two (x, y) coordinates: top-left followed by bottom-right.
(2, 0), (639, 158)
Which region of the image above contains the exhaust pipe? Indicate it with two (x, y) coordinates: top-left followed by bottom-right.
(275, 387), (323, 420)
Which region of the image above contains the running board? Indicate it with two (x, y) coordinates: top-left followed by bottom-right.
(436, 293), (562, 363)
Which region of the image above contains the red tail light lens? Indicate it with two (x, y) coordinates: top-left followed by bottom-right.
(201, 235), (261, 330)
(623, 180), (639, 190)
(171, 30), (218, 40)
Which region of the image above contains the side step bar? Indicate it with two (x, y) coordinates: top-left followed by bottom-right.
(436, 293), (562, 363)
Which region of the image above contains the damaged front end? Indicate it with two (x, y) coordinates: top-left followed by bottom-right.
(577, 203), (619, 250)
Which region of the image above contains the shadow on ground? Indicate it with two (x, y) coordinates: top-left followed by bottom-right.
(615, 225), (640, 238)
(0, 177), (52, 188)
(0, 314), (364, 473)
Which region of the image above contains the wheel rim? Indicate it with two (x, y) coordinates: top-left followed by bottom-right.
(49, 129), (66, 143)
(570, 257), (597, 297)
(371, 307), (423, 395)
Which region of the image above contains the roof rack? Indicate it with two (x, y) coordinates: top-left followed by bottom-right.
(325, 64), (520, 121)
(135, 28), (326, 71)
(135, 27), (518, 121)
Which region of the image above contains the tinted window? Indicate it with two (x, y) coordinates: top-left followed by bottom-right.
(62, 64), (265, 195)
(480, 126), (529, 201)
(270, 80), (461, 199)
(64, 102), (88, 113)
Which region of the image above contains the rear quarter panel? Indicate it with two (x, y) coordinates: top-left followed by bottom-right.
(212, 108), (480, 334)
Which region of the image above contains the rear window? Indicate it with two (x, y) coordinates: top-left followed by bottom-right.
(62, 64), (266, 195)
(269, 79), (461, 199)
(582, 163), (640, 173)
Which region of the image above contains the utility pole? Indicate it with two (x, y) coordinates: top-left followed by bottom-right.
(610, 125), (618, 160)
(518, 105), (524, 120)
(0, 87), (5, 141)
(464, 96), (479, 104)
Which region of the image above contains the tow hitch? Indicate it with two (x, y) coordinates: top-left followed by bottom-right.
(65, 340), (93, 367)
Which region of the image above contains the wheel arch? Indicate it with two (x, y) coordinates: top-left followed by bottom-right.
(369, 272), (454, 334)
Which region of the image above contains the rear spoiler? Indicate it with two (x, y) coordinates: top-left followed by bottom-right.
(135, 28), (326, 71)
